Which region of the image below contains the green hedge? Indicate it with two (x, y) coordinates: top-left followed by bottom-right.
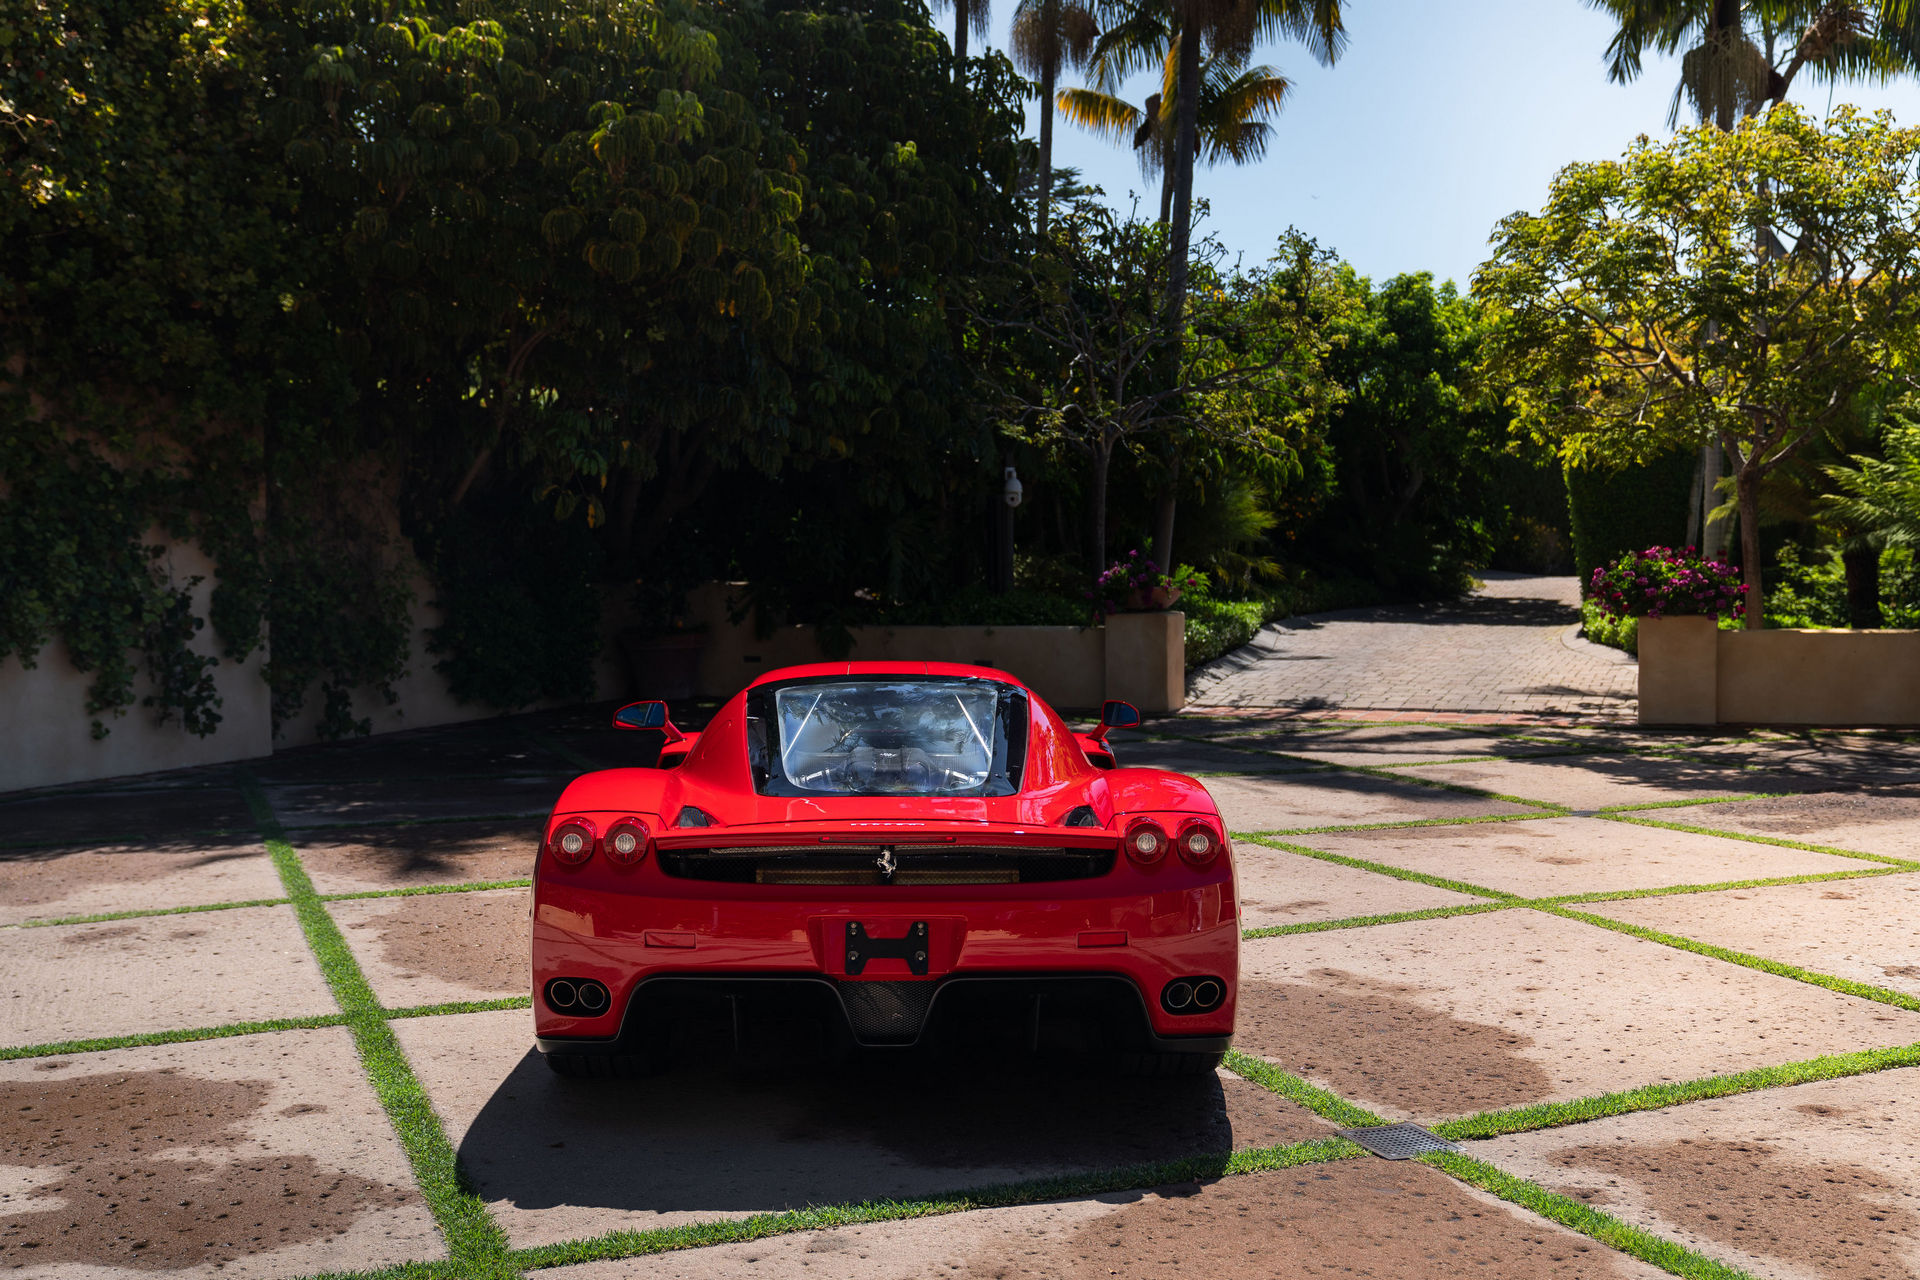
(1565, 452), (1697, 583)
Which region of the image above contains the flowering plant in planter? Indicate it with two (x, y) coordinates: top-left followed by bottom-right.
(1589, 546), (1746, 620)
(1091, 552), (1205, 616)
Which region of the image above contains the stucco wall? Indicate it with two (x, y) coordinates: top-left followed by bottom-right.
(1640, 615), (1920, 726)
(0, 538), (272, 793)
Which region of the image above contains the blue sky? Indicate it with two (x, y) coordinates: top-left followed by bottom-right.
(980, 0), (1918, 288)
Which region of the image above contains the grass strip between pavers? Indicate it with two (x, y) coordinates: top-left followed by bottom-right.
(1538, 864), (1918, 906)
(1595, 792), (1792, 814)
(1421, 1152), (1759, 1280)
(1241, 900), (1515, 939)
(1599, 812), (1920, 868)
(322, 878), (534, 903)
(8, 895), (292, 928)
(389, 996), (533, 1019)
(1242, 836), (1520, 901)
(1221, 1050), (1386, 1127)
(237, 771), (519, 1280)
(1543, 904), (1920, 1012)
(508, 1137), (1366, 1273)
(1343, 762), (1571, 812)
(1432, 1040), (1920, 1141)
(0, 1013), (350, 1061)
(1244, 810), (1552, 838)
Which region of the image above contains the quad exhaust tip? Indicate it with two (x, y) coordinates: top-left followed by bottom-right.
(1161, 976), (1225, 1015)
(545, 977), (611, 1015)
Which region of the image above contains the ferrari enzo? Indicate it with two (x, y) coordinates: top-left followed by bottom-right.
(531, 662), (1238, 1076)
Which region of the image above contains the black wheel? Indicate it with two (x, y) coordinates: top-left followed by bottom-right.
(542, 1050), (666, 1079)
(1114, 1050), (1225, 1077)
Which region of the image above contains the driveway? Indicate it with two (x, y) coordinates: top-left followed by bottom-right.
(1190, 572), (1638, 719)
(5, 707), (1920, 1278)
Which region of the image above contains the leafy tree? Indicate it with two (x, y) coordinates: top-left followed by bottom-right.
(977, 210), (1328, 574)
(1476, 105), (1920, 626)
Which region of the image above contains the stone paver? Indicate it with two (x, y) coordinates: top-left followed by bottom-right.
(0, 906), (335, 1048)
(0, 842), (283, 925)
(1586, 874), (1920, 1000)
(1472, 1069), (1920, 1280)
(293, 818), (537, 895)
(1402, 754), (1792, 810)
(1107, 738), (1319, 774)
(1190, 574), (1638, 717)
(1284, 816), (1868, 898)
(0, 1028), (443, 1277)
(1205, 770), (1539, 832)
(1210, 722), (1577, 766)
(330, 887), (530, 1008)
(264, 775), (568, 829)
(398, 1008), (1334, 1247)
(547, 1162), (1669, 1279)
(1236, 842), (1492, 929)
(1635, 790), (1920, 859)
(0, 783), (257, 849)
(1236, 910), (1920, 1122)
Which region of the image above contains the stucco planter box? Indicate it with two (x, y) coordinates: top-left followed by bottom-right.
(1640, 614), (1920, 726)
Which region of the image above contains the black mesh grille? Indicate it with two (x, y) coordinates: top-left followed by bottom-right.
(837, 980), (936, 1044)
(658, 844), (1115, 885)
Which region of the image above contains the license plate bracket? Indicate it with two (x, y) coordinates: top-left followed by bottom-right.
(845, 920), (929, 976)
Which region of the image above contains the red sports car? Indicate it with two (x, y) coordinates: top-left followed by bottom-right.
(532, 662), (1237, 1076)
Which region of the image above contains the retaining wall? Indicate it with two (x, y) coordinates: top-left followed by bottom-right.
(1639, 614), (1920, 725)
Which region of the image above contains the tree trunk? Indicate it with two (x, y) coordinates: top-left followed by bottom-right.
(1737, 465), (1764, 629)
(1167, 19), (1200, 324)
(1150, 456), (1178, 571)
(1701, 445), (1730, 560)
(1090, 438), (1112, 578)
(1158, 167), (1173, 227)
(1038, 64), (1055, 236)
(954, 0), (969, 73)
(1843, 545), (1883, 629)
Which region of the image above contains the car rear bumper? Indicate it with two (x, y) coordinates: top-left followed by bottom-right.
(531, 881), (1238, 1047)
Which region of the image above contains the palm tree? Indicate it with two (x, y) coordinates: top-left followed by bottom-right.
(1058, 53), (1292, 225)
(934, 0), (993, 72)
(1589, 0), (1920, 129)
(1011, 0), (1100, 235)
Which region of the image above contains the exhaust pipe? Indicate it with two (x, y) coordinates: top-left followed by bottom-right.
(546, 979), (578, 1011)
(1161, 976), (1224, 1015)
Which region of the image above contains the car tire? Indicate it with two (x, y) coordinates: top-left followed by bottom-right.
(1115, 1050), (1225, 1077)
(542, 1051), (665, 1079)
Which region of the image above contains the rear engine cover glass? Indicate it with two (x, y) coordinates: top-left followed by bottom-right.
(751, 678), (1026, 796)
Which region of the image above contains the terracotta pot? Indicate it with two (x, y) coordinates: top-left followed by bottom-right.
(616, 628), (707, 700)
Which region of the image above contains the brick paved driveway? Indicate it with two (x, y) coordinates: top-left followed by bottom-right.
(6, 707), (1920, 1278)
(1190, 572), (1639, 718)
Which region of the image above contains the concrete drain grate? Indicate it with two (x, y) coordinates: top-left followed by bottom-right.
(1340, 1123), (1461, 1160)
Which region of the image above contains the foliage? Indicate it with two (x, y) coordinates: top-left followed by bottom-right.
(1478, 105), (1920, 626)
(1291, 271), (1550, 598)
(1091, 551), (1203, 615)
(1579, 600), (1639, 655)
(1588, 547), (1746, 620)
(1183, 596), (1265, 666)
(1764, 543), (1920, 629)
(0, 436), (222, 737)
(1564, 451), (1697, 581)
(880, 587), (1090, 626)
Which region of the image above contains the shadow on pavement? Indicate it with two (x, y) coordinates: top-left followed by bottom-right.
(455, 1048), (1265, 1216)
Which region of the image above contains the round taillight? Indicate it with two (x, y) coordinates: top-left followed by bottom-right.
(1124, 818), (1168, 866)
(548, 819), (596, 866)
(605, 818), (648, 865)
(1178, 820), (1222, 866)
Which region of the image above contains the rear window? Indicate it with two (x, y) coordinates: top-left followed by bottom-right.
(746, 677), (1028, 796)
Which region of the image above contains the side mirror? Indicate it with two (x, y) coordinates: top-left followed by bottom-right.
(1089, 699), (1141, 743)
(612, 701), (685, 743)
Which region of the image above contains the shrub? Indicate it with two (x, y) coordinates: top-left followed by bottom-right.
(1589, 547), (1745, 620)
(1580, 600), (1639, 655)
(1184, 598), (1267, 667)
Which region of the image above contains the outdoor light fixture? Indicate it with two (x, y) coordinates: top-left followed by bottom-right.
(1002, 465), (1023, 508)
